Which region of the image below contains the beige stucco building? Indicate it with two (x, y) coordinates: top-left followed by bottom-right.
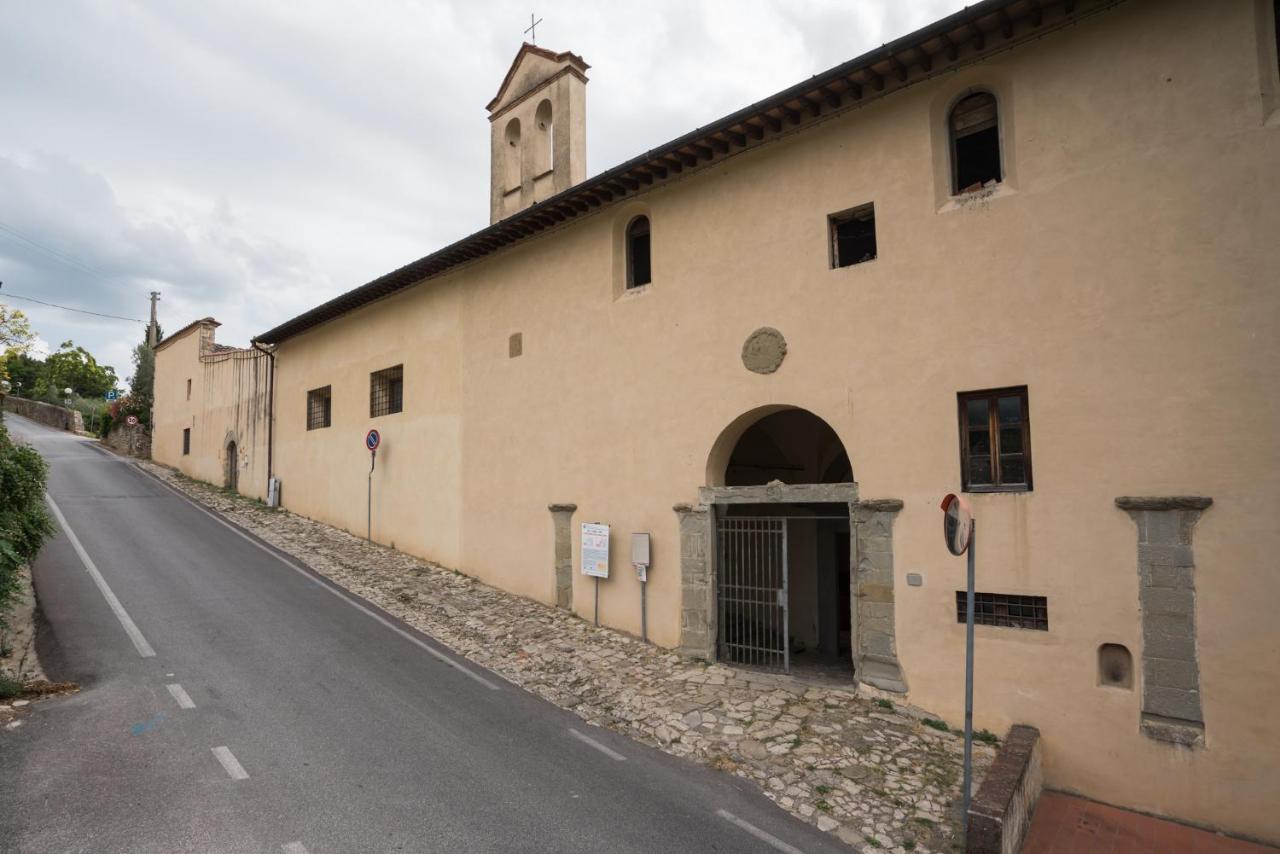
(153, 0), (1280, 843)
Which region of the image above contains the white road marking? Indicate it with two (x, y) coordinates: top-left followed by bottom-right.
(716, 810), (806, 854)
(281, 843), (309, 854)
(568, 727), (627, 761)
(166, 683), (196, 709)
(144, 473), (502, 691)
(211, 746), (249, 780)
(45, 494), (156, 658)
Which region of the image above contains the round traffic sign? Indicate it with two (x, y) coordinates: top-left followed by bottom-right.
(940, 493), (973, 555)
(125, 415), (139, 426)
(365, 429), (381, 452)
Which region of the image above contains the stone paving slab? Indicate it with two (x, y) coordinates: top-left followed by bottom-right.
(139, 461), (993, 853)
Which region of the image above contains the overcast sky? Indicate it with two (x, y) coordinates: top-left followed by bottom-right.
(0, 0), (967, 384)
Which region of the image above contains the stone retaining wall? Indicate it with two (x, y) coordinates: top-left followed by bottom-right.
(103, 422), (152, 459)
(1, 397), (84, 432)
(966, 725), (1042, 854)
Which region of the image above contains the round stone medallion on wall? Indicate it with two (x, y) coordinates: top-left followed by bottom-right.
(741, 327), (787, 374)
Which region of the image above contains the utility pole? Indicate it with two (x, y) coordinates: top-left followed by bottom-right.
(147, 291), (161, 347)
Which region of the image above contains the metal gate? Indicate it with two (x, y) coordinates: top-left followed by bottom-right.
(717, 517), (789, 672)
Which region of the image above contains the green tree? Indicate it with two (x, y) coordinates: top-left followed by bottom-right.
(0, 353), (44, 396)
(0, 305), (34, 353)
(38, 341), (117, 399)
(0, 304), (36, 386)
(127, 324), (162, 412)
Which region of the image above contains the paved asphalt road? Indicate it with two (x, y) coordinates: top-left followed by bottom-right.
(0, 413), (849, 854)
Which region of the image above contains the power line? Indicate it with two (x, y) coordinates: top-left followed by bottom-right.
(0, 290), (146, 324)
(0, 219), (112, 279)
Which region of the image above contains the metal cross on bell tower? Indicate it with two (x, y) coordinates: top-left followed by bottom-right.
(524, 12), (542, 44)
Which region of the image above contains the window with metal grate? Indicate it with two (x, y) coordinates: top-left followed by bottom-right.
(306, 385), (332, 430)
(956, 591), (1048, 631)
(369, 365), (403, 418)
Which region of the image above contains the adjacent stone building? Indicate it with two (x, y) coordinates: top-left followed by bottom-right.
(153, 0), (1280, 844)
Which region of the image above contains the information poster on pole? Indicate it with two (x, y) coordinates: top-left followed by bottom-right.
(581, 523), (610, 578)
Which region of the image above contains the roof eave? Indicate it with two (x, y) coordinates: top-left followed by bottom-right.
(256, 0), (1107, 346)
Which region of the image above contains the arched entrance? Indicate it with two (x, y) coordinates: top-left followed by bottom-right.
(225, 440), (239, 491)
(708, 407), (855, 680)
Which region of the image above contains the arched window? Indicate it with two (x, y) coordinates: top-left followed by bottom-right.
(626, 216), (651, 288)
(534, 99), (553, 173)
(950, 91), (1002, 194)
(503, 118), (522, 190)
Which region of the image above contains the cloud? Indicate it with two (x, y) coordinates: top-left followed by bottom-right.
(0, 0), (967, 378)
(0, 151), (323, 378)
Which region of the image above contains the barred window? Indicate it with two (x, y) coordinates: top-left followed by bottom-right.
(182, 427), (191, 455)
(956, 592), (1048, 631)
(307, 385), (332, 430)
(958, 386), (1031, 492)
(370, 365), (403, 418)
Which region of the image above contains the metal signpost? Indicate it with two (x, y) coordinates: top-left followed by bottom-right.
(365, 429), (381, 541)
(940, 493), (976, 838)
(631, 532), (651, 642)
(581, 522), (609, 625)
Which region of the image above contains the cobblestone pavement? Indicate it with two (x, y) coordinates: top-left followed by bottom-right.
(139, 461), (993, 853)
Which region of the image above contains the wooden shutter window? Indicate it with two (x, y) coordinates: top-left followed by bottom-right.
(957, 387), (1032, 492)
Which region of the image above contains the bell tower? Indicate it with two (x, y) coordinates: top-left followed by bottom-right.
(487, 44), (589, 223)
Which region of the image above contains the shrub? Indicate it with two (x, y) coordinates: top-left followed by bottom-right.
(0, 672), (22, 699)
(0, 418), (52, 632)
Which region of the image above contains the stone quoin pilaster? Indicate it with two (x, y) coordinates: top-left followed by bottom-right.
(1117, 495), (1213, 747)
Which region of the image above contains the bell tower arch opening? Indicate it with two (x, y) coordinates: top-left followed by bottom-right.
(534, 98), (554, 174)
(502, 118), (522, 191)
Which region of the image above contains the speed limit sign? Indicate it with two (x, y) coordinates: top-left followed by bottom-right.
(125, 415), (139, 426)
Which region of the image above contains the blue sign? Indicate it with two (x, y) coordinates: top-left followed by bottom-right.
(365, 429), (381, 452)
(105, 390), (118, 401)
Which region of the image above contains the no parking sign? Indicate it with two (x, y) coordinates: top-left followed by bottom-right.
(364, 429), (381, 542)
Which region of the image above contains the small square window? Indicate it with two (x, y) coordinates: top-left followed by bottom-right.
(307, 386), (332, 430)
(957, 386), (1032, 492)
(829, 203), (877, 268)
(370, 365), (403, 418)
(182, 427), (191, 455)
